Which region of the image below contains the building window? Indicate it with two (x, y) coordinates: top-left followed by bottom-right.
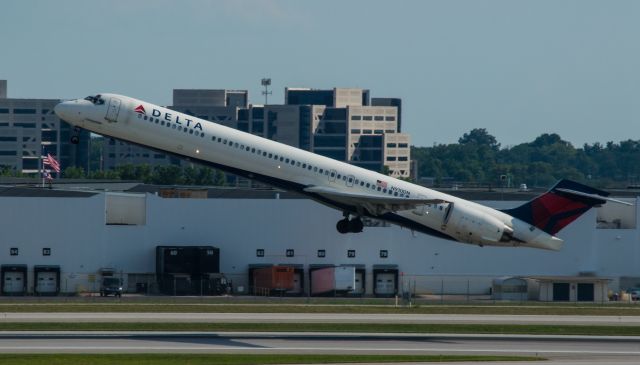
(42, 248), (51, 256)
(286, 249), (294, 257)
(317, 249), (326, 258)
(380, 250), (388, 258)
(10, 247), (18, 256)
(256, 249), (265, 257)
(347, 249), (356, 258)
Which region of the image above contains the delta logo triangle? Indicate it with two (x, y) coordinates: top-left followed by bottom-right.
(134, 105), (146, 114)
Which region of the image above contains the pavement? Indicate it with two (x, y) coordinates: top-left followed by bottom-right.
(2, 312), (640, 325)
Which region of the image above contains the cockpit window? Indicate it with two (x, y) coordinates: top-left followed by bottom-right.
(84, 94), (105, 105)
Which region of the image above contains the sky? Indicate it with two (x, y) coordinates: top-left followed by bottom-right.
(1, 0), (639, 148)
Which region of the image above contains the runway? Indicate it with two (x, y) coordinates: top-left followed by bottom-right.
(2, 312), (640, 325)
(0, 331), (639, 363)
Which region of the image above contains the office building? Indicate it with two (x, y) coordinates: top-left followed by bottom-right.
(0, 80), (89, 175)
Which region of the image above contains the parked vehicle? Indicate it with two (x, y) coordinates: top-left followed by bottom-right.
(100, 277), (123, 297)
(311, 266), (356, 296)
(253, 266), (295, 294)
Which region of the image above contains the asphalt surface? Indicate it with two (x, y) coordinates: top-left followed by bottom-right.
(0, 331), (639, 364)
(2, 312), (640, 325)
(3, 313), (640, 363)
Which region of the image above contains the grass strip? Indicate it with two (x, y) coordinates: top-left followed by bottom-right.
(0, 322), (639, 336)
(0, 354), (544, 364)
(1, 303), (640, 315)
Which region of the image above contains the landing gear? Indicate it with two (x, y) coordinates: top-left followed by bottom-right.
(70, 127), (81, 145)
(336, 214), (364, 234)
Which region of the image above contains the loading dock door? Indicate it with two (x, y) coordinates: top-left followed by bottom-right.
(375, 273), (395, 295)
(3, 272), (24, 294)
(577, 283), (595, 302)
(553, 282), (570, 301)
(36, 272), (57, 294)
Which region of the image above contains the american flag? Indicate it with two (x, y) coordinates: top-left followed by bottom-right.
(376, 179), (388, 189)
(43, 153), (61, 173)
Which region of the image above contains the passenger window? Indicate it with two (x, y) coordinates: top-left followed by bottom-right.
(290, 160), (295, 165)
(172, 124), (176, 129)
(330, 172), (335, 177)
(286, 158), (290, 163)
(337, 174), (341, 179)
(308, 165), (312, 170)
(279, 157), (284, 161)
(178, 126), (182, 131)
(360, 181), (364, 186)
(184, 128), (188, 133)
(189, 129), (193, 134)
(314, 167), (318, 172)
(144, 116), (148, 120)
(246, 146), (250, 151)
(366, 183), (370, 188)
(302, 163), (307, 168)
(269, 153), (273, 158)
(296, 162), (300, 167)
(234, 143), (239, 148)
(251, 148), (255, 153)
(161, 121), (165, 126)
(155, 119), (159, 124)
(377, 187), (381, 191)
(263, 152), (267, 156)
(223, 140), (227, 144)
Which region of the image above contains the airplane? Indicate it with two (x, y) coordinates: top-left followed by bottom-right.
(54, 93), (630, 251)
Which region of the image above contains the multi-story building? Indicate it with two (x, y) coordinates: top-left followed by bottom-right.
(284, 88), (410, 178)
(0, 80), (89, 176)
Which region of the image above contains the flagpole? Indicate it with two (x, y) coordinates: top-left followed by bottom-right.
(41, 145), (45, 188)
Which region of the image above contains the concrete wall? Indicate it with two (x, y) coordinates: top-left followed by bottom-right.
(0, 194), (638, 295)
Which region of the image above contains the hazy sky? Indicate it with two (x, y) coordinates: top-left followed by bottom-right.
(1, 0), (638, 147)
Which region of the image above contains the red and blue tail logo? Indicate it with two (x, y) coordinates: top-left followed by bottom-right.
(134, 105), (146, 114)
(502, 180), (609, 235)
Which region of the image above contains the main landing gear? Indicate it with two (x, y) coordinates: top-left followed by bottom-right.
(336, 213), (364, 234)
(70, 127), (81, 145)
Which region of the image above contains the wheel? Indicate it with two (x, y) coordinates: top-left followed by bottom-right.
(70, 135), (79, 144)
(336, 219), (349, 234)
(348, 218), (364, 233)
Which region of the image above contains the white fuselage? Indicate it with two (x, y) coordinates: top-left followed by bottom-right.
(54, 94), (563, 250)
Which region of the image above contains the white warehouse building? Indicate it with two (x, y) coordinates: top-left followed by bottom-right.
(0, 184), (638, 300)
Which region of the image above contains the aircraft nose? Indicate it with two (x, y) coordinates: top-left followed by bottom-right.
(54, 101), (78, 123)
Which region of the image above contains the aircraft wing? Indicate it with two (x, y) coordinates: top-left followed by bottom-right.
(303, 185), (448, 215)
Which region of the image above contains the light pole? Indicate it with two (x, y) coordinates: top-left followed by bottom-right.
(261, 78), (272, 104)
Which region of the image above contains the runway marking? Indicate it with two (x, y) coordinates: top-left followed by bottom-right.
(2, 346), (640, 355)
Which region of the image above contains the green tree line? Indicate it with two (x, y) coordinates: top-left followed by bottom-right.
(62, 164), (227, 186)
(412, 128), (640, 188)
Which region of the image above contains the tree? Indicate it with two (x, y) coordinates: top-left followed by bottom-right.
(63, 166), (85, 179)
(458, 128), (500, 151)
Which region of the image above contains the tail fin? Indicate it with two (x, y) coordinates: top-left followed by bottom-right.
(502, 179), (611, 235)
